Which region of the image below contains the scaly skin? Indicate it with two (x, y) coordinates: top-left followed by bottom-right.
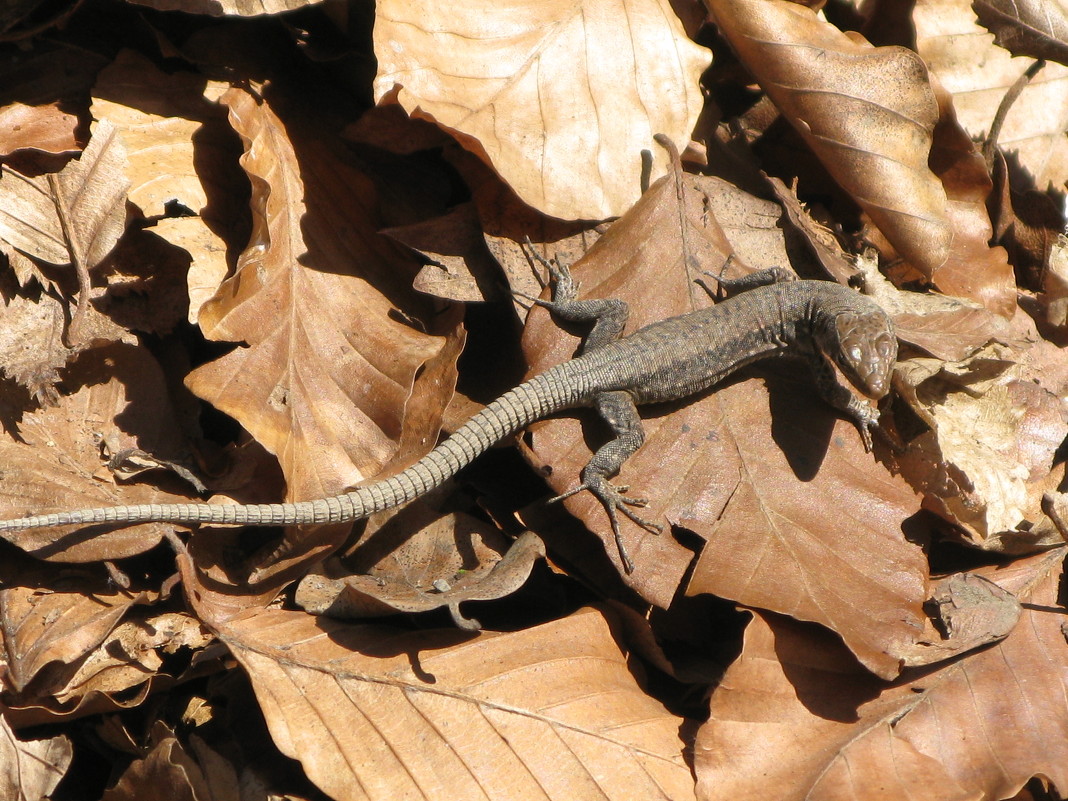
(0, 272), (897, 572)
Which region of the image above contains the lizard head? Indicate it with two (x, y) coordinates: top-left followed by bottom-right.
(827, 311), (897, 399)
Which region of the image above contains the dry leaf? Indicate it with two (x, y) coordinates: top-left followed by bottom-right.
(187, 87), (453, 503)
(124, 0), (323, 15)
(0, 716), (71, 801)
(188, 589), (698, 801)
(0, 102), (78, 159)
(373, 0), (711, 220)
(296, 528), (546, 629)
(917, 0), (1068, 188)
(708, 0), (952, 278)
(894, 350), (1068, 551)
(897, 571), (1021, 666)
(522, 159), (927, 677)
(973, 0), (1068, 65)
(0, 344), (201, 561)
(695, 548), (1068, 801)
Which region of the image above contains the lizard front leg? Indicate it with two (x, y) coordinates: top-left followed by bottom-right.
(804, 352), (880, 451)
(551, 390), (663, 573)
(524, 254), (629, 352)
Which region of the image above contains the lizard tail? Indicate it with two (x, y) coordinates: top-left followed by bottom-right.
(0, 363), (583, 533)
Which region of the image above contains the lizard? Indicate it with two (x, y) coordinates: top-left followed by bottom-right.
(0, 263), (898, 573)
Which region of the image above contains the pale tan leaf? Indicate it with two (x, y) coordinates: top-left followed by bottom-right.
(186, 87), (454, 505)
(0, 717), (71, 801)
(200, 603), (697, 801)
(695, 548), (1068, 801)
(894, 350), (1068, 550)
(372, 0), (711, 220)
(0, 119), (129, 268)
(917, 0), (1068, 188)
(707, 0), (951, 278)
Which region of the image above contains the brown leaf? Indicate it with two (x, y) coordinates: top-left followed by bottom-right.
(102, 722), (234, 801)
(0, 344), (200, 561)
(186, 87), (454, 504)
(894, 350), (1068, 551)
(0, 557), (145, 696)
(195, 600), (698, 801)
(974, 0), (1068, 65)
(0, 119), (131, 344)
(123, 0), (323, 15)
(708, 0), (952, 278)
(0, 102), (78, 160)
(897, 572), (1021, 666)
(90, 50), (249, 324)
(296, 528), (546, 629)
(521, 157), (739, 606)
(372, 0), (711, 220)
(522, 160), (928, 677)
(0, 716), (71, 801)
(695, 548), (1068, 801)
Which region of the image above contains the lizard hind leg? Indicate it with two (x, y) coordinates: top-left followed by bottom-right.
(549, 390), (663, 573)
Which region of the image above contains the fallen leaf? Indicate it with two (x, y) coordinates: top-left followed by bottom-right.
(0, 344), (202, 561)
(0, 120), (130, 344)
(124, 0), (323, 15)
(522, 156), (928, 677)
(372, 0), (711, 220)
(708, 0), (951, 279)
(898, 571), (1022, 666)
(917, 0), (1068, 189)
(296, 528), (546, 630)
(894, 349), (1068, 551)
(191, 598), (698, 801)
(0, 102), (78, 160)
(695, 548), (1068, 801)
(187, 86), (455, 505)
(0, 716), (71, 801)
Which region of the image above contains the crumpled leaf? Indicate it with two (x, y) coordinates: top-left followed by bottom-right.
(522, 154), (928, 678)
(0, 344), (200, 562)
(296, 529), (546, 630)
(372, 0), (711, 220)
(707, 0), (951, 279)
(694, 548), (1068, 801)
(894, 347), (1068, 551)
(186, 86), (456, 508)
(0, 557), (148, 696)
(973, 0), (1068, 65)
(898, 572), (1022, 666)
(0, 717), (71, 801)
(187, 593), (698, 801)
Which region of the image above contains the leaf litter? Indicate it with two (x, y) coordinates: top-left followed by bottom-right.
(0, 1), (1066, 799)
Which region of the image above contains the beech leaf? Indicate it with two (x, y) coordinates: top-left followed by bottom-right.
(198, 602), (698, 801)
(187, 87), (457, 505)
(372, 0), (711, 220)
(707, 0), (952, 279)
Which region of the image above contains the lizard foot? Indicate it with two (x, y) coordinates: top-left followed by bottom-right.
(548, 479), (663, 573)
